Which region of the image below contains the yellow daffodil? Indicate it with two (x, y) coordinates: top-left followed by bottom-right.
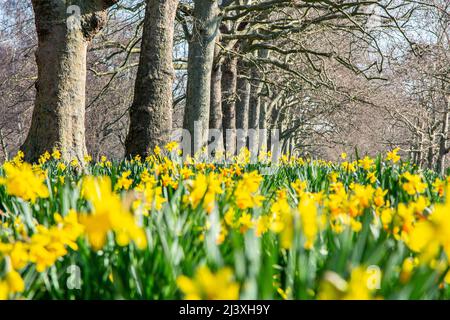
(177, 266), (239, 300)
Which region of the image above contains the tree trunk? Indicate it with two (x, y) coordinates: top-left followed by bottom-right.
(125, 0), (178, 157)
(208, 37), (224, 153)
(22, 0), (117, 163)
(0, 128), (8, 162)
(183, 0), (220, 154)
(436, 97), (450, 175)
(417, 120), (425, 167)
(259, 99), (268, 151)
(235, 60), (250, 153)
(248, 49), (268, 153)
(248, 67), (262, 130)
(427, 143), (434, 170)
(221, 55), (238, 156)
(209, 39), (223, 131)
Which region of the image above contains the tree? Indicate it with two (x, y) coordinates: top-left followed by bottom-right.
(22, 0), (118, 163)
(235, 59), (251, 151)
(183, 0), (220, 153)
(125, 0), (179, 157)
(209, 37), (224, 152)
(221, 53), (238, 155)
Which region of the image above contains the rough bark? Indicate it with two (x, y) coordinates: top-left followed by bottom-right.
(183, 0), (220, 153)
(0, 128), (7, 161)
(209, 38), (223, 131)
(209, 38), (224, 153)
(125, 0), (178, 157)
(417, 120), (425, 167)
(248, 49), (268, 152)
(248, 70), (262, 153)
(259, 99), (268, 151)
(235, 60), (250, 153)
(221, 55), (238, 156)
(22, 0), (117, 163)
(248, 67), (262, 131)
(436, 97), (450, 175)
(427, 144), (434, 170)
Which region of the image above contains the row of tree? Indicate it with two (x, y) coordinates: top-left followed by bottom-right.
(0, 0), (449, 170)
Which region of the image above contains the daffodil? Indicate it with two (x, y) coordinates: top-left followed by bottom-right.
(0, 270), (25, 300)
(299, 194), (320, 249)
(358, 156), (374, 171)
(80, 177), (147, 250)
(386, 147), (401, 163)
(177, 266), (239, 300)
(408, 198), (450, 262)
(402, 172), (427, 195)
(318, 267), (379, 300)
(115, 171), (133, 191)
(0, 162), (49, 202)
(185, 173), (223, 213)
(234, 171), (265, 210)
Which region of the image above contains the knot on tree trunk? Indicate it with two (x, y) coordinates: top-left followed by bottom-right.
(81, 11), (108, 41)
(79, 0), (118, 41)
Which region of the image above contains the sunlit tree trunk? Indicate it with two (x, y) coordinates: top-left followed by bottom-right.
(126, 0), (178, 157)
(221, 55), (238, 156)
(22, 0), (117, 163)
(259, 99), (268, 151)
(248, 49), (268, 153)
(236, 60), (250, 153)
(209, 37), (224, 153)
(183, 0), (220, 153)
(436, 96), (450, 175)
